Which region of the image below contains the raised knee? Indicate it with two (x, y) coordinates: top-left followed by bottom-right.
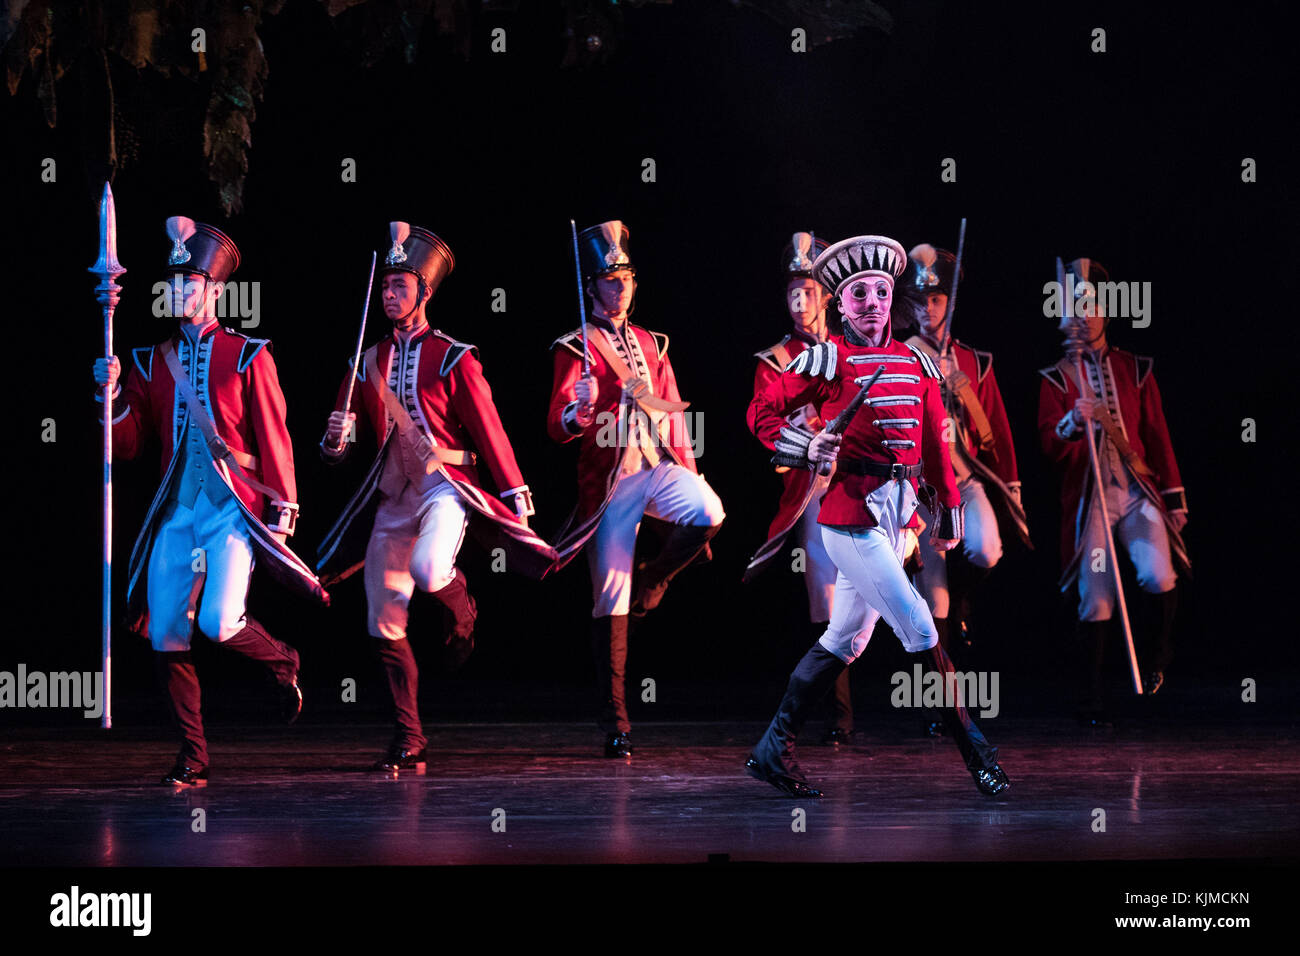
(199, 612), (243, 643)
(899, 597), (938, 653)
(411, 555), (456, 593)
(817, 632), (857, 664)
(694, 489), (726, 527)
(968, 541), (1002, 569)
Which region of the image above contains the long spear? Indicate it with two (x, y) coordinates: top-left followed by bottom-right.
(89, 182), (126, 729)
(1057, 256), (1142, 695)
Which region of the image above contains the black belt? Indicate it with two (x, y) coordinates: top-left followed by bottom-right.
(836, 458), (923, 479)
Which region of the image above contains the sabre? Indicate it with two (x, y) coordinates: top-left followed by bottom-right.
(569, 218), (591, 382)
(1057, 256), (1142, 695)
(939, 217), (967, 360)
(89, 182), (126, 730)
(817, 364), (885, 475)
(335, 251), (377, 451)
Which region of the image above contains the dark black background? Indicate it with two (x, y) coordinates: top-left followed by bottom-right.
(3, 0), (1295, 726)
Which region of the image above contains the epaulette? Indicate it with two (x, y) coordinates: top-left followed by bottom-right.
(550, 329), (589, 360)
(1038, 364), (1068, 393)
(972, 348), (994, 383)
(906, 344), (943, 380)
(788, 341), (838, 380)
(754, 335), (791, 373)
(237, 337), (271, 373)
(132, 346), (155, 382)
(1135, 354), (1155, 388)
(647, 329), (669, 361)
(347, 350), (369, 382)
(432, 329), (477, 376)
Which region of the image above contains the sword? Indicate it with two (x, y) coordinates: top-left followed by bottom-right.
(939, 217), (967, 360)
(1058, 255), (1142, 695)
(817, 364), (885, 475)
(89, 182), (126, 730)
(569, 219), (592, 410)
(335, 251), (377, 450)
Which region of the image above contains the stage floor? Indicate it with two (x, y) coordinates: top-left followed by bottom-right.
(2, 717), (1297, 866)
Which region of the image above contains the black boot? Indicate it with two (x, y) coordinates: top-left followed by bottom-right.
(910, 641), (1009, 795)
(154, 651), (209, 786)
(821, 670), (855, 745)
(591, 615), (632, 756)
(1139, 589), (1176, 695)
(921, 617), (952, 737)
(948, 558), (991, 652)
(810, 620), (854, 744)
(218, 616), (302, 723)
(372, 638), (427, 770)
(430, 570), (477, 672)
(630, 522), (721, 617)
(1073, 620), (1112, 727)
(746, 644), (846, 797)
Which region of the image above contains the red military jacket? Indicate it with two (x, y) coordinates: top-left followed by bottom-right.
(1038, 345), (1188, 574)
(317, 324), (556, 582)
(743, 329), (825, 580)
(99, 322), (327, 624)
(908, 334), (1019, 487)
(749, 328), (960, 531)
(547, 316), (698, 566)
(108, 324), (297, 519)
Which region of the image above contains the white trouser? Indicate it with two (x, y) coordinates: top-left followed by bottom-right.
(796, 486), (836, 623)
(147, 485), (254, 652)
(1077, 479), (1176, 622)
(915, 477), (1002, 619)
(818, 479), (939, 663)
(588, 460), (726, 617)
(365, 478), (469, 640)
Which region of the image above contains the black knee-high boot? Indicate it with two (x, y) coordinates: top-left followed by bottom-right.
(630, 522), (721, 616)
(813, 621), (854, 743)
(217, 615), (302, 723)
(590, 615), (632, 755)
(372, 637), (426, 768)
(746, 644), (847, 797)
(1139, 589), (1177, 693)
(430, 570), (478, 671)
(909, 641), (1009, 795)
(921, 617), (952, 737)
(948, 558), (991, 650)
(154, 651), (209, 784)
(1074, 619), (1110, 723)
(821, 670), (855, 743)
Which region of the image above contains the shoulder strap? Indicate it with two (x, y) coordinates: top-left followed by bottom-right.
(362, 349), (472, 468)
(159, 341), (284, 502)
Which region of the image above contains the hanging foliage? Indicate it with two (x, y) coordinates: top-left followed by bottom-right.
(3, 0), (891, 213)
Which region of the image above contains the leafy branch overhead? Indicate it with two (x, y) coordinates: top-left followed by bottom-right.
(3, 0), (891, 214)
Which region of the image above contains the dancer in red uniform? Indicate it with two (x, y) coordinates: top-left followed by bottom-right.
(744, 233), (1009, 797)
(547, 220), (725, 758)
(318, 222), (556, 772)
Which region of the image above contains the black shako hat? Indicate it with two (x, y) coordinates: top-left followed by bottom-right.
(781, 232), (831, 282)
(381, 221), (455, 296)
(164, 216), (240, 284)
(908, 243), (964, 294)
(577, 220), (635, 286)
